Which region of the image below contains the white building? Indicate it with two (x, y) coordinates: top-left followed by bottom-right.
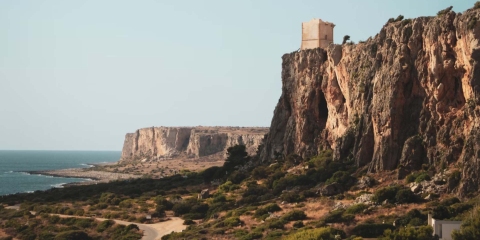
(428, 214), (462, 240)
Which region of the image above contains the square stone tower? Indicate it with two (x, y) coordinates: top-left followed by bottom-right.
(301, 18), (335, 50)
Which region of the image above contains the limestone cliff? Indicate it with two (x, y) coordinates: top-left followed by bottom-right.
(121, 127), (267, 161)
(261, 7), (480, 196)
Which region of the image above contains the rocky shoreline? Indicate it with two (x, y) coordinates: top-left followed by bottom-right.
(25, 168), (140, 185)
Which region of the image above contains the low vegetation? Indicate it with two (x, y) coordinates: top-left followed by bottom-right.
(1, 138), (480, 239)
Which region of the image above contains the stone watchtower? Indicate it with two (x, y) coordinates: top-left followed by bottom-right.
(301, 18), (335, 50)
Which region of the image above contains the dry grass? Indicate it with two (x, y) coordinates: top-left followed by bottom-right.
(0, 229), (8, 238)
(102, 157), (224, 178)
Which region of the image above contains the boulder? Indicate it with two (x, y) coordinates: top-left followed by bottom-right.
(357, 176), (375, 189)
(411, 183), (422, 193)
(354, 194), (374, 205)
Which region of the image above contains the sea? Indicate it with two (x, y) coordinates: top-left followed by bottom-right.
(0, 150), (120, 196)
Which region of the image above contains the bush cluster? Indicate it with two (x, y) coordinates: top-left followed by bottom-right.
(283, 227), (346, 240)
(405, 172), (430, 183)
(322, 209), (355, 224)
(352, 223), (395, 238)
(431, 197), (472, 220)
(372, 185), (416, 204)
(254, 203), (282, 219)
(437, 6), (453, 16)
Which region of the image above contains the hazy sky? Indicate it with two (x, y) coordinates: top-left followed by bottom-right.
(0, 0), (476, 151)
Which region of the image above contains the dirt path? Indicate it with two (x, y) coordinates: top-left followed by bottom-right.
(52, 214), (186, 240)
(12, 207), (185, 240)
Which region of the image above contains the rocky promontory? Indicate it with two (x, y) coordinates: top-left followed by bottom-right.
(120, 126), (268, 162)
(261, 7), (480, 196)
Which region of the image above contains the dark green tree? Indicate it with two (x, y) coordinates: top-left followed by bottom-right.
(223, 145), (248, 172)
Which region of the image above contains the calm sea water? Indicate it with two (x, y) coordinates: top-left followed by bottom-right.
(0, 151), (120, 196)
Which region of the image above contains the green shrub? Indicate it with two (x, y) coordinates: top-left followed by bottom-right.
(155, 197), (173, 210)
(452, 206), (480, 239)
(326, 171), (355, 185)
(346, 204), (369, 214)
(440, 197), (460, 206)
(450, 203), (473, 216)
(372, 185), (401, 204)
(415, 173), (430, 183)
(96, 203), (108, 209)
(281, 191), (305, 203)
(448, 170), (461, 189)
(155, 205), (166, 217)
(229, 171), (247, 184)
(183, 213), (204, 220)
(74, 218), (94, 228)
(283, 227), (343, 240)
(240, 232), (263, 240)
(396, 209), (427, 227)
(395, 189), (416, 203)
(96, 219), (115, 232)
(48, 215), (61, 224)
(54, 230), (92, 240)
(224, 217), (243, 227)
(254, 203), (282, 218)
(405, 174), (416, 183)
(212, 194), (227, 203)
(218, 181), (239, 192)
(293, 220), (304, 228)
(475, 1), (480, 9)
(183, 219), (195, 225)
(252, 166), (269, 180)
(401, 19), (412, 28)
(383, 225), (435, 240)
(267, 219), (285, 229)
(281, 210), (307, 222)
(352, 223), (395, 238)
(273, 175), (310, 194)
(437, 6), (453, 16)
(322, 209), (354, 224)
(432, 205), (450, 219)
(172, 202), (192, 216)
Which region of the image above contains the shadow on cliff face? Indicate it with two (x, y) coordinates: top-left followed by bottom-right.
(317, 91), (328, 130)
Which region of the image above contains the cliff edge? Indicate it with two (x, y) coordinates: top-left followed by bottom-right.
(121, 126), (268, 162)
(261, 7), (480, 196)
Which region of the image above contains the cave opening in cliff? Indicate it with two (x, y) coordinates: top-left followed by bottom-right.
(318, 91), (328, 128)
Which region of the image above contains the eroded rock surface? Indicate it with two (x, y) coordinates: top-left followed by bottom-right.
(261, 8), (480, 196)
(121, 127), (268, 162)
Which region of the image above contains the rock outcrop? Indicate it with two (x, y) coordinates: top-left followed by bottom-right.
(261, 6), (480, 196)
(121, 127), (268, 162)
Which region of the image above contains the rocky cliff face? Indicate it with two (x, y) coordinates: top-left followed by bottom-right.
(261, 7), (480, 196)
(121, 127), (268, 162)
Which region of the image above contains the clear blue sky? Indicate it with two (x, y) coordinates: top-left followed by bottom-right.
(0, 0), (476, 151)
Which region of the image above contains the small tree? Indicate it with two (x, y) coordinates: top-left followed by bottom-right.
(223, 145), (248, 172)
(437, 6), (453, 16)
(342, 35), (351, 44)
